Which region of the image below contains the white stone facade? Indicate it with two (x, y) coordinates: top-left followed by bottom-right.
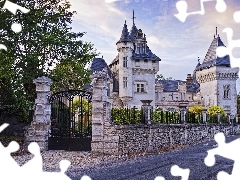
(196, 66), (239, 115)
(106, 20), (239, 116)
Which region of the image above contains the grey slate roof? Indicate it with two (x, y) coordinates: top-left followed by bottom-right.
(130, 24), (138, 40)
(90, 57), (119, 92)
(132, 45), (161, 61)
(195, 35), (230, 71)
(156, 80), (199, 93)
(90, 58), (112, 76)
(117, 21), (131, 44)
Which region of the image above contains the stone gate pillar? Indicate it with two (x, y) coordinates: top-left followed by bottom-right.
(24, 76), (52, 151)
(90, 68), (119, 154)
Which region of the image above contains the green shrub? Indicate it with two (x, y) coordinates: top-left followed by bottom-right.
(151, 110), (180, 124)
(111, 107), (141, 125)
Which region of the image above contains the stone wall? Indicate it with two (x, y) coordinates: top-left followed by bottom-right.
(114, 123), (240, 156)
(90, 68), (240, 156)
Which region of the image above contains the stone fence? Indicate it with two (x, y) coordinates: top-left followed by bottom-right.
(114, 123), (239, 156)
(90, 68), (240, 155)
(24, 72), (240, 153)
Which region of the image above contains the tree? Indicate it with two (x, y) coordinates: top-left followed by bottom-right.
(207, 106), (225, 116)
(188, 105), (204, 114)
(50, 61), (92, 93)
(156, 74), (172, 80)
(0, 0), (97, 121)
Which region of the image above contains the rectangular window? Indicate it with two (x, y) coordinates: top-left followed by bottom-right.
(144, 60), (147, 63)
(123, 57), (127, 67)
(137, 84), (145, 92)
(152, 60), (156, 63)
(135, 59), (140, 67)
(123, 77), (127, 88)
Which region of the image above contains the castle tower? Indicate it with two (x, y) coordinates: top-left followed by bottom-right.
(109, 10), (161, 108)
(195, 28), (239, 116)
(116, 20), (134, 105)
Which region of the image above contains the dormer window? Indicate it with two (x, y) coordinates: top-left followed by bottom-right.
(137, 43), (143, 54)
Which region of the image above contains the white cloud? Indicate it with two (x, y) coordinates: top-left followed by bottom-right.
(147, 36), (161, 44)
(105, 0), (119, 3)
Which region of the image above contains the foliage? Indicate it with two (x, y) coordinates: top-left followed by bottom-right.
(111, 107), (141, 125)
(50, 61), (92, 93)
(72, 98), (92, 115)
(0, 0), (97, 122)
(151, 110), (180, 124)
(156, 74), (173, 80)
(207, 106), (225, 116)
(188, 105), (204, 114)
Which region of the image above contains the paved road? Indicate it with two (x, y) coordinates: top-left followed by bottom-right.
(68, 135), (239, 180)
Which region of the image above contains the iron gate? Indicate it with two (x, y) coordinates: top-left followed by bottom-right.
(48, 90), (92, 151)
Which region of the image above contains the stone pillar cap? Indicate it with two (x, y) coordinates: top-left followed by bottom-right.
(140, 100), (153, 106)
(33, 76), (52, 84)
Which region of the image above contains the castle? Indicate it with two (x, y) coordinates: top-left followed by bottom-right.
(89, 12), (239, 116)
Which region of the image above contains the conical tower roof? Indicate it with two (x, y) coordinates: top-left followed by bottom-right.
(117, 20), (131, 44)
(195, 29), (230, 71)
(130, 24), (138, 40)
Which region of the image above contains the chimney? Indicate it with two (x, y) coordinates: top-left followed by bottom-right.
(186, 74), (193, 86)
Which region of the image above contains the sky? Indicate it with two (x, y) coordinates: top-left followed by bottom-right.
(68, 0), (240, 92)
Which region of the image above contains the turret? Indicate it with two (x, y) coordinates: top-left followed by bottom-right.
(117, 20), (134, 104)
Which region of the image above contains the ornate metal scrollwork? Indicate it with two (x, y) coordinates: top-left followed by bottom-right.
(48, 90), (92, 103)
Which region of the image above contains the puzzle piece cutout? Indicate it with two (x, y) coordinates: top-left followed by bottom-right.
(216, 27), (240, 69)
(0, 0), (30, 51)
(0, 123), (92, 180)
(155, 165), (190, 180)
(204, 132), (240, 180)
(175, 0), (227, 22)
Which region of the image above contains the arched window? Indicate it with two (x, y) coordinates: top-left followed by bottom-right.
(223, 84), (230, 99)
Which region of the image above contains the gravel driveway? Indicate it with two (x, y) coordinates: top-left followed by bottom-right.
(67, 135), (239, 180)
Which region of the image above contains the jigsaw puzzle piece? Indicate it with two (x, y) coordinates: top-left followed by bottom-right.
(175, 0), (188, 22)
(171, 165), (190, 180)
(175, 0), (227, 22)
(215, 0), (227, 13)
(0, 123), (9, 133)
(204, 133), (240, 179)
(0, 141), (21, 179)
(154, 176), (165, 180)
(205, 133), (240, 166)
(217, 171), (233, 180)
(81, 175), (92, 180)
(233, 11), (240, 23)
(216, 28), (240, 68)
(21, 142), (43, 176)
